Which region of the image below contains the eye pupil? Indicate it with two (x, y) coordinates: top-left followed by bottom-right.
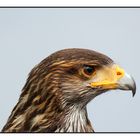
(83, 65), (95, 75)
(86, 67), (93, 73)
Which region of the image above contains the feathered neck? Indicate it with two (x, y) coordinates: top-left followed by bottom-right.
(2, 96), (94, 132)
(55, 106), (94, 132)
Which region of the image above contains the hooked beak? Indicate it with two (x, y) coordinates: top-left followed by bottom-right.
(117, 73), (136, 96)
(90, 65), (136, 97)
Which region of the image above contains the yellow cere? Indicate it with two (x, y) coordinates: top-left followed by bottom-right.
(90, 65), (125, 89)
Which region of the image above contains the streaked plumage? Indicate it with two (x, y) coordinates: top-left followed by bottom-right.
(2, 48), (136, 132)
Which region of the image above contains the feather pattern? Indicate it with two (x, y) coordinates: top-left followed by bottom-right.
(2, 48), (113, 132)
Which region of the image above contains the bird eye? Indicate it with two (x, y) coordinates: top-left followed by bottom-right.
(82, 65), (96, 77)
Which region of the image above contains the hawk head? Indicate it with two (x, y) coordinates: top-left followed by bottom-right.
(2, 48), (136, 132)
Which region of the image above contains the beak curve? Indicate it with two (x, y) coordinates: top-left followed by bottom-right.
(117, 73), (136, 97)
(90, 65), (136, 97)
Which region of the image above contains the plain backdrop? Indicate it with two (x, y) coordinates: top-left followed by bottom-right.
(0, 8), (140, 132)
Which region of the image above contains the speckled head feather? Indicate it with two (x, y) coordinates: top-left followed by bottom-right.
(2, 48), (135, 132)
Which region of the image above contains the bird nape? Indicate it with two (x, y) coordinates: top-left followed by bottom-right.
(2, 48), (136, 132)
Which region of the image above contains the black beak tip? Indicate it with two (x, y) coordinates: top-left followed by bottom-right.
(132, 89), (136, 97)
(132, 80), (136, 97)
(132, 91), (135, 97)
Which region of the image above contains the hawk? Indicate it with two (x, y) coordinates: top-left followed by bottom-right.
(2, 48), (136, 132)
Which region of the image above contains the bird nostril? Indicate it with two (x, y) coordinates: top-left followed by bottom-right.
(115, 65), (124, 77)
(117, 71), (122, 76)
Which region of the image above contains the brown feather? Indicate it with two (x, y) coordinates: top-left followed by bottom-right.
(2, 48), (113, 132)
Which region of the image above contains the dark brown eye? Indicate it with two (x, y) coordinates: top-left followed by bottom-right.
(83, 65), (96, 76)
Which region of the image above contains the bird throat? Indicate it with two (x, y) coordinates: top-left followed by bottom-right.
(55, 107), (94, 132)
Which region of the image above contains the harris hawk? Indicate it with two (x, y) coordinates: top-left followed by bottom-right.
(2, 48), (136, 132)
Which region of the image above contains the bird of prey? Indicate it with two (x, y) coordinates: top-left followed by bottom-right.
(2, 48), (136, 132)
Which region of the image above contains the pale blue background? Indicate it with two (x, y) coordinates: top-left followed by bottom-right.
(0, 8), (140, 132)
